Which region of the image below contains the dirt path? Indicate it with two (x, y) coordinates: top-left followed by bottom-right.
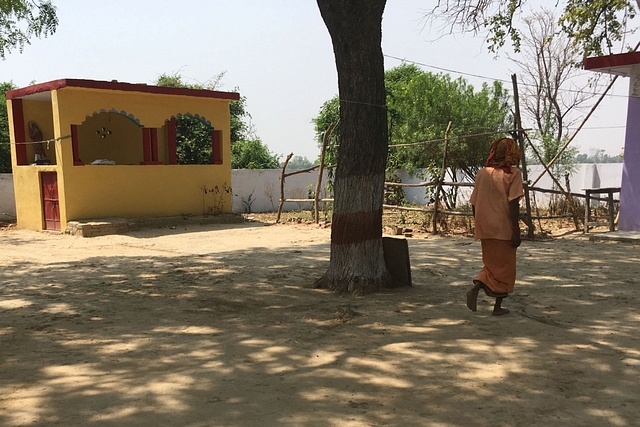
(1, 222), (639, 426)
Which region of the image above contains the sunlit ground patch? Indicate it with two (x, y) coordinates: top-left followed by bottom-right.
(0, 298), (33, 309)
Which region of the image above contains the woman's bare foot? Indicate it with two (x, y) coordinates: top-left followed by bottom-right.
(466, 289), (478, 311)
(492, 308), (510, 316)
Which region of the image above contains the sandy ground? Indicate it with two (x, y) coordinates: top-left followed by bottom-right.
(0, 221), (639, 427)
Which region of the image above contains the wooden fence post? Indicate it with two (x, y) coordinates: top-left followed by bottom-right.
(315, 124), (334, 224)
(276, 153), (294, 223)
(511, 74), (534, 238)
(432, 121), (451, 234)
(564, 172), (581, 231)
(522, 132), (582, 232)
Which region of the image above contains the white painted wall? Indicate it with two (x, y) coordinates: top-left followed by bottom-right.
(530, 163), (623, 192)
(231, 168), (331, 214)
(0, 174), (16, 220)
(0, 164), (624, 220)
(398, 163), (624, 205)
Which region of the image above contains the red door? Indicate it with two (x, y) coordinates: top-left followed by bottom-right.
(41, 172), (60, 231)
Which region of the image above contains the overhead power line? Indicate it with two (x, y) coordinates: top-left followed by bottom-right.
(390, 128), (530, 148)
(384, 54), (629, 100)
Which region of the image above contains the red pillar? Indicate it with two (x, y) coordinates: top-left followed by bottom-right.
(141, 128), (151, 164)
(11, 99), (27, 166)
(150, 128), (159, 162)
(141, 128), (161, 165)
(70, 125), (84, 166)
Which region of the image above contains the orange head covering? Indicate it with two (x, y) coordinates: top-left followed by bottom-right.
(485, 137), (521, 174)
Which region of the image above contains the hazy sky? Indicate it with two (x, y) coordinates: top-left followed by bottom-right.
(2, 0), (633, 161)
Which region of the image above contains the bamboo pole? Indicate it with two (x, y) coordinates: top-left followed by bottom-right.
(385, 180), (439, 188)
(531, 191), (545, 233)
(432, 121), (452, 233)
(283, 164), (337, 178)
(390, 128), (532, 148)
(385, 181), (473, 188)
(528, 185), (615, 201)
(383, 204), (473, 216)
(530, 214), (575, 220)
(512, 74), (534, 238)
(282, 198), (334, 203)
(283, 164), (319, 177)
(530, 186), (580, 196)
(276, 153), (294, 223)
(564, 172), (581, 230)
(441, 182), (474, 187)
(314, 123), (334, 223)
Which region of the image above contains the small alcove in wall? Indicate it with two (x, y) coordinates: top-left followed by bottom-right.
(75, 111), (143, 165)
(10, 97), (57, 166)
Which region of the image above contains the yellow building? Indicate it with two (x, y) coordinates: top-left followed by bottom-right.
(6, 79), (239, 232)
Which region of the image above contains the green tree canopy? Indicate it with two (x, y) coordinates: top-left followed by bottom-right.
(311, 96), (340, 171)
(0, 81), (16, 173)
(231, 139), (279, 169)
(172, 116), (213, 165)
(385, 64), (512, 179)
(156, 72), (251, 144)
(313, 63), (512, 180)
(156, 72), (279, 168)
(284, 155), (314, 170)
(1, 0), (58, 58)
(428, 0), (637, 58)
(574, 150), (624, 164)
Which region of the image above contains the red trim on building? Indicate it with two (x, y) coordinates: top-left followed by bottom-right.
(584, 52), (640, 71)
(140, 128), (162, 165)
(150, 128), (159, 162)
(6, 78), (240, 101)
(167, 118), (177, 164)
(40, 171), (61, 231)
(212, 130), (222, 165)
(11, 99), (28, 165)
(141, 128), (151, 164)
(70, 124), (84, 166)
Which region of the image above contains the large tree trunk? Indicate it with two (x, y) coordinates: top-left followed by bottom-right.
(314, 0), (406, 294)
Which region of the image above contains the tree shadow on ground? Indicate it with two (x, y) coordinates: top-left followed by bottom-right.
(0, 231), (638, 426)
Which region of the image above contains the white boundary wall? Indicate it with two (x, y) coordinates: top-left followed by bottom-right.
(399, 163), (624, 206)
(231, 168), (331, 214)
(0, 164), (624, 219)
(0, 174), (16, 220)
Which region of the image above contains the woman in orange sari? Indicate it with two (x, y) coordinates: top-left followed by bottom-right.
(467, 138), (524, 316)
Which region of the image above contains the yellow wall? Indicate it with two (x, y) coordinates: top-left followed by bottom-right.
(7, 98), (63, 230)
(11, 84), (235, 231)
(11, 166), (60, 230)
(52, 87), (232, 168)
(54, 87), (231, 131)
(61, 165), (232, 220)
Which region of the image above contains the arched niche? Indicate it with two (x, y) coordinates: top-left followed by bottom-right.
(164, 113), (221, 165)
(76, 110), (144, 165)
(85, 109), (144, 128)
